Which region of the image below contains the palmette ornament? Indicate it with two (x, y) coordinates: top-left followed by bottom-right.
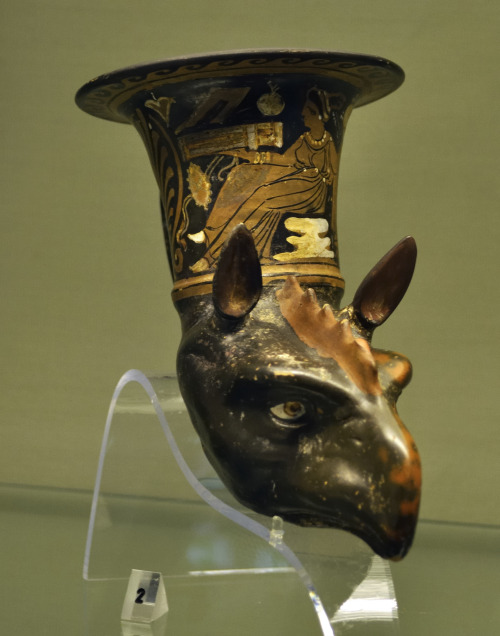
(76, 50), (421, 560)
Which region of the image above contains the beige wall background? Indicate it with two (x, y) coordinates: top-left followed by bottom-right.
(1, 1), (498, 524)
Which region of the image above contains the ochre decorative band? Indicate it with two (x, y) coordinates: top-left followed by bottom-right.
(172, 262), (344, 302)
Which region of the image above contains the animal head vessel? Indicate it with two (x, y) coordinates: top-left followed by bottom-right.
(76, 50), (421, 560)
(178, 225), (420, 560)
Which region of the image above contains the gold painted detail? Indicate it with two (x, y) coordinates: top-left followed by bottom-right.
(257, 82), (285, 116)
(145, 96), (176, 126)
(132, 109), (185, 273)
(121, 83), (342, 285)
(187, 230), (206, 244)
(77, 54), (403, 124)
(274, 217), (334, 261)
(261, 261), (342, 278)
(175, 87), (251, 134)
(172, 261), (344, 302)
(179, 122), (283, 161)
(187, 163), (212, 210)
(188, 88), (339, 273)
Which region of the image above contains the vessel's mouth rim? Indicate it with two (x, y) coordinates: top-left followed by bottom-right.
(75, 48), (404, 124)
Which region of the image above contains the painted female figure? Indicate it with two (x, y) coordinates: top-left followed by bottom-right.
(190, 88), (339, 272)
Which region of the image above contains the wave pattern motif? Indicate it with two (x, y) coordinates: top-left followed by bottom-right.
(75, 52), (404, 123)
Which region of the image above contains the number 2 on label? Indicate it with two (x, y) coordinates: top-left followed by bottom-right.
(135, 587), (146, 604)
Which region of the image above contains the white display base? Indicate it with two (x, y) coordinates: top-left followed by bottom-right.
(83, 369), (400, 635)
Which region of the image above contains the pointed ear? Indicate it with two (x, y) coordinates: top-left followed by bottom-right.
(352, 236), (417, 329)
(213, 224), (262, 320)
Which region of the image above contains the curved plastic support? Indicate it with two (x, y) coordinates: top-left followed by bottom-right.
(84, 370), (399, 635)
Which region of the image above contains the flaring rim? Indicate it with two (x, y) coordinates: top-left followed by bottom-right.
(75, 49), (404, 124)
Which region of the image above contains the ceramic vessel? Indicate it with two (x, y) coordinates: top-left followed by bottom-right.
(76, 50), (421, 560)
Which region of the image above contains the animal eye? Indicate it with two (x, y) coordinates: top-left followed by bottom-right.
(270, 401), (306, 425)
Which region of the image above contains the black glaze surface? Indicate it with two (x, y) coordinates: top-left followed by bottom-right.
(76, 50), (420, 559)
(177, 226), (420, 560)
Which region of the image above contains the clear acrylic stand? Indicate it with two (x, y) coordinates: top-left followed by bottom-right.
(83, 369), (400, 636)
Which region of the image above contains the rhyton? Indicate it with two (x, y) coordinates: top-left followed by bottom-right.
(76, 50), (421, 560)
